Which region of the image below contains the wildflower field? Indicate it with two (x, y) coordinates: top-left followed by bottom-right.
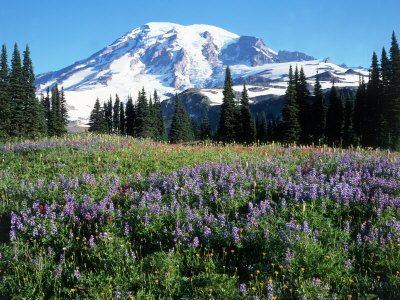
(0, 135), (399, 299)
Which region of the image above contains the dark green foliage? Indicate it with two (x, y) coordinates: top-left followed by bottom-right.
(89, 98), (107, 133)
(43, 88), (51, 127)
(169, 94), (194, 143)
(257, 112), (268, 143)
(59, 87), (68, 135)
(353, 77), (366, 143)
(200, 111), (211, 141)
(379, 48), (391, 148)
(280, 65), (300, 144)
(311, 71), (326, 143)
(9, 43), (24, 137)
(239, 82), (255, 144)
(153, 91), (167, 141)
(49, 85), (61, 136)
(192, 118), (200, 140)
(113, 94), (120, 134)
(267, 119), (274, 142)
(325, 84), (343, 144)
(217, 66), (236, 143)
(136, 88), (152, 138)
(364, 52), (382, 147)
(0, 44), (10, 139)
(388, 32), (400, 149)
(120, 102), (125, 135)
(343, 95), (354, 146)
(297, 67), (312, 143)
(125, 96), (135, 136)
(105, 97), (113, 133)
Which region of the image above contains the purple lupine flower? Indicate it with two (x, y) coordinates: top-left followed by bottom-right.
(232, 226), (240, 243)
(124, 223), (130, 236)
(89, 235), (95, 248)
(239, 283), (246, 293)
(192, 237), (199, 248)
(204, 226), (211, 238)
(74, 269), (81, 279)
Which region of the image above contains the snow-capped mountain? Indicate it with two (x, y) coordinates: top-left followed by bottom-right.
(35, 22), (368, 121)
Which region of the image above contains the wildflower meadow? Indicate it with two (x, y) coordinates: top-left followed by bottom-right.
(0, 135), (399, 299)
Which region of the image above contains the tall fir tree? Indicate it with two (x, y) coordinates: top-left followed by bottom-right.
(353, 77), (366, 144)
(113, 94), (120, 134)
(0, 44), (10, 139)
(49, 85), (61, 136)
(239, 81), (255, 144)
(257, 112), (268, 143)
(200, 111), (211, 141)
(388, 31), (400, 149)
(9, 43), (24, 137)
(136, 88), (152, 137)
(169, 94), (194, 143)
(153, 91), (167, 141)
(125, 95), (135, 136)
(43, 88), (51, 129)
(343, 95), (354, 146)
(120, 102), (125, 135)
(267, 119), (274, 142)
(217, 66), (236, 143)
(22, 44), (41, 138)
(89, 98), (107, 133)
(365, 52), (382, 147)
(379, 47), (391, 148)
(59, 87), (68, 134)
(280, 66), (300, 144)
(105, 97), (113, 133)
(312, 71), (326, 143)
(325, 84), (343, 145)
(297, 67), (312, 143)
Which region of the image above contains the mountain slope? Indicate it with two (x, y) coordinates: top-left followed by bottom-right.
(35, 22), (367, 121)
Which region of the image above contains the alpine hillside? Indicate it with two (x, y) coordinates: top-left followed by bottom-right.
(35, 22), (368, 121)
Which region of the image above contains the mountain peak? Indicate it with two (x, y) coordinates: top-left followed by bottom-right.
(35, 22), (362, 121)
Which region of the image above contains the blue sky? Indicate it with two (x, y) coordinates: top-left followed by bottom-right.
(1, 0), (399, 74)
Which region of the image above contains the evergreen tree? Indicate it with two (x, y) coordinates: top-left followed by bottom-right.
(267, 119), (274, 142)
(200, 111), (211, 141)
(9, 43), (24, 137)
(217, 66), (236, 143)
(280, 66), (300, 144)
(113, 94), (120, 133)
(43, 88), (51, 127)
(312, 71), (326, 143)
(49, 85), (61, 136)
(59, 87), (68, 135)
(136, 88), (152, 138)
(353, 77), (366, 143)
(105, 97), (113, 133)
(153, 91), (167, 141)
(297, 67), (312, 143)
(89, 98), (107, 133)
(388, 31), (400, 149)
(325, 84), (343, 145)
(37, 93), (47, 135)
(192, 118), (200, 140)
(240, 82), (255, 144)
(343, 95), (354, 146)
(170, 94), (194, 143)
(22, 44), (40, 138)
(365, 52), (382, 147)
(257, 112), (268, 143)
(379, 47), (391, 147)
(125, 95), (135, 136)
(120, 102), (125, 135)
(0, 44), (10, 139)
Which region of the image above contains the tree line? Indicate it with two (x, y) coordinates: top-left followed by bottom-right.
(278, 31), (400, 150)
(90, 31), (400, 150)
(89, 88), (167, 141)
(0, 43), (68, 140)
